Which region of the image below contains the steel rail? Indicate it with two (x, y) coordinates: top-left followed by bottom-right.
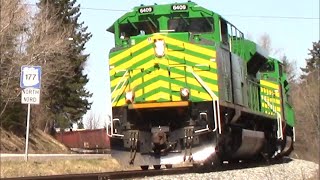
(2, 157), (293, 180)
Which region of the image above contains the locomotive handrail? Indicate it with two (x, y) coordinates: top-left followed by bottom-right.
(106, 115), (124, 137)
(109, 70), (128, 138)
(111, 70), (129, 105)
(106, 115), (112, 137)
(188, 67), (221, 134)
(261, 96), (283, 140)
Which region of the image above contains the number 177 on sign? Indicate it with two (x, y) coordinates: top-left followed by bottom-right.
(20, 66), (42, 89)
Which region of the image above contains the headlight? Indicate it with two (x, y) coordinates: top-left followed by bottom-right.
(180, 88), (189, 100)
(154, 39), (165, 57)
(125, 91), (135, 104)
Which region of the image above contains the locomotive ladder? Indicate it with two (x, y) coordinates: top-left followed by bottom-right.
(188, 67), (221, 134)
(261, 96), (283, 140)
(107, 70), (129, 137)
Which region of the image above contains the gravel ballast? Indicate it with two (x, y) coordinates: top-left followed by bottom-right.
(139, 159), (319, 180)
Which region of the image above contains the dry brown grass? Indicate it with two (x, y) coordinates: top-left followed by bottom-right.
(0, 158), (132, 178)
(0, 128), (69, 154)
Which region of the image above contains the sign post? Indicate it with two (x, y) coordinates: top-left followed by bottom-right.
(20, 66), (41, 162)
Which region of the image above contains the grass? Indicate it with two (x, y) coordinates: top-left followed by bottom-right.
(0, 157), (135, 178)
(1, 128), (137, 178)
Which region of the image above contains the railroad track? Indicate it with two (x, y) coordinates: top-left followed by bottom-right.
(2, 157), (292, 180)
(2, 167), (192, 180)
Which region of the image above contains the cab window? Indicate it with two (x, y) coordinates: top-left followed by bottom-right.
(260, 61), (275, 72)
(168, 17), (214, 33)
(119, 21), (159, 38)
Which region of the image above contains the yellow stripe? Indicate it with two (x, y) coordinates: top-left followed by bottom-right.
(112, 96), (126, 106)
(172, 94), (181, 101)
(129, 101), (189, 109)
(260, 80), (279, 89)
(158, 34), (216, 57)
(263, 97), (281, 104)
(190, 89), (212, 100)
(110, 33), (216, 69)
(145, 92), (170, 101)
(140, 60), (155, 71)
(135, 89), (143, 99)
(171, 84), (182, 91)
(171, 71), (185, 78)
(111, 85), (128, 99)
(170, 66), (185, 78)
(261, 87), (280, 98)
(168, 51), (217, 68)
(144, 80), (170, 94)
(262, 103), (281, 113)
(111, 77), (121, 88)
(143, 71), (157, 82)
(187, 77), (219, 92)
(110, 39), (150, 64)
(197, 71), (218, 81)
(130, 69), (142, 88)
(110, 49), (154, 74)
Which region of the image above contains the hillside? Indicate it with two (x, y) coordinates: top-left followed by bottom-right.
(0, 128), (69, 154)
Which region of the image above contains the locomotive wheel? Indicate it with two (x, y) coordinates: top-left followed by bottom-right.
(165, 164), (173, 169)
(153, 165), (161, 170)
(192, 163), (202, 168)
(140, 165), (149, 170)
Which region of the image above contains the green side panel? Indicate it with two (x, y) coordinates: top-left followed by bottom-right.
(284, 103), (295, 127)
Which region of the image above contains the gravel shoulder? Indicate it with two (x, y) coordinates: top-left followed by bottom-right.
(138, 158), (319, 180)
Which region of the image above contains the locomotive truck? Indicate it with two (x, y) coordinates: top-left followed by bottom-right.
(106, 1), (295, 170)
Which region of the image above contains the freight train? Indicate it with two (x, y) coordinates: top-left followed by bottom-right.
(55, 128), (110, 153)
(106, 1), (295, 170)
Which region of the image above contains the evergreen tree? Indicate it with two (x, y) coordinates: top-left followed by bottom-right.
(281, 55), (296, 83)
(37, 0), (92, 129)
(301, 41), (320, 79)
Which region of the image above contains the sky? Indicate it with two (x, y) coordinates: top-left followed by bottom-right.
(27, 0), (320, 128)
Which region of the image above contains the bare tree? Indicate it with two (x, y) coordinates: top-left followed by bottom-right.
(257, 33), (298, 81)
(257, 33), (285, 58)
(291, 72), (320, 163)
(85, 111), (101, 129)
(258, 33), (272, 54)
(0, 0), (75, 131)
(0, 0), (29, 129)
(281, 55), (298, 83)
(24, 3), (75, 132)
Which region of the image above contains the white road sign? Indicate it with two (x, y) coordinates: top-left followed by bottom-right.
(21, 88), (40, 104)
(20, 66), (42, 89)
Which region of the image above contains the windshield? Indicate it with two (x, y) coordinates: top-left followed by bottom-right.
(260, 61), (275, 72)
(168, 17), (214, 33)
(119, 21), (159, 38)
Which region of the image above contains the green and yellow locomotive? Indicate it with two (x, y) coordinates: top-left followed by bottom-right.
(107, 1), (295, 169)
